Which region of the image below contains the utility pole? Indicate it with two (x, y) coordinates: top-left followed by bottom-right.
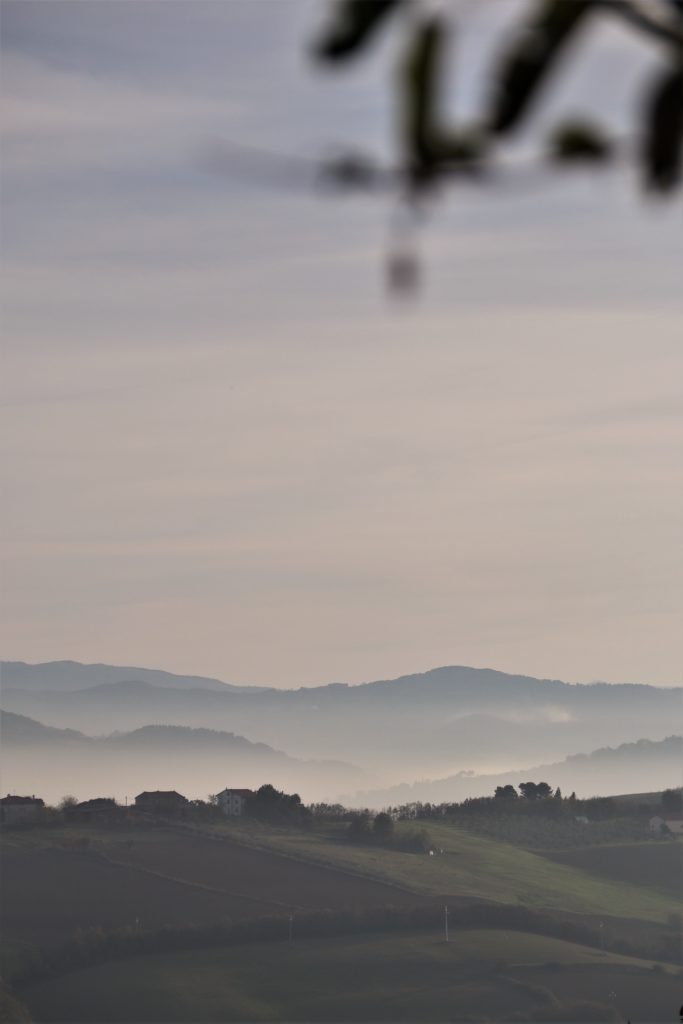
(288, 914), (294, 943)
(444, 905), (449, 943)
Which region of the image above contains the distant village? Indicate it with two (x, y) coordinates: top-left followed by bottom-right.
(2, 787), (683, 838)
(0, 787), (254, 825)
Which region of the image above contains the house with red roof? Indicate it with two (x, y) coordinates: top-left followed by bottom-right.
(134, 790), (188, 816)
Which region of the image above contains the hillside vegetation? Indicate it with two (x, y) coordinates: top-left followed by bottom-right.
(542, 841), (683, 899)
(200, 818), (675, 923)
(3, 809), (681, 1024)
(21, 929), (682, 1023)
(0, 826), (418, 954)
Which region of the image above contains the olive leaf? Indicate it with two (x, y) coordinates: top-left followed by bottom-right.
(488, 0), (594, 135)
(642, 66), (683, 192)
(313, 0), (406, 63)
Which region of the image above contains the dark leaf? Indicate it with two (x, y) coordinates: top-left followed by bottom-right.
(489, 0), (594, 136)
(399, 18), (446, 173)
(547, 118), (613, 163)
(313, 0), (405, 63)
(642, 65), (683, 192)
(399, 17), (487, 185)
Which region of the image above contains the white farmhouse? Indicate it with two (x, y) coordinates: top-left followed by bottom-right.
(0, 794), (44, 825)
(215, 788), (254, 817)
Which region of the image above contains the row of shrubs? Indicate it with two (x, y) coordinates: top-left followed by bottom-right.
(387, 792), (676, 822)
(441, 813), (659, 850)
(345, 811), (434, 852)
(11, 899), (682, 992)
(314, 800), (675, 851)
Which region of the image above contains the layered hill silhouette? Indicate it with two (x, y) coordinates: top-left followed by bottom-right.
(348, 736), (683, 807)
(2, 662), (680, 781)
(0, 660), (266, 693)
(0, 711), (367, 804)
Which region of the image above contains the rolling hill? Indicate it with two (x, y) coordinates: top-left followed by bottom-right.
(20, 928), (682, 1024)
(5, 819), (680, 1023)
(0, 660), (265, 693)
(347, 736), (683, 806)
(0, 712), (367, 803)
(2, 662), (680, 782)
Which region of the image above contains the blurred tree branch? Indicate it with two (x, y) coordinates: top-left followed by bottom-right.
(313, 0), (683, 195)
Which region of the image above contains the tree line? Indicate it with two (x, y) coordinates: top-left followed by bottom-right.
(10, 895), (681, 994)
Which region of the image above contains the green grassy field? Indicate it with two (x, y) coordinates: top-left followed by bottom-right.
(207, 818), (674, 922)
(3, 819), (680, 1023)
(21, 928), (681, 1023)
(4, 821), (674, 928)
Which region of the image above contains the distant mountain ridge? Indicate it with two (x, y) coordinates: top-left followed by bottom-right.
(1, 710), (359, 763)
(0, 710), (351, 765)
(0, 660), (269, 693)
(3, 660), (677, 697)
(2, 661), (680, 783)
(4, 709), (678, 808)
(348, 736), (683, 807)
(0, 710), (366, 803)
(0, 710), (85, 744)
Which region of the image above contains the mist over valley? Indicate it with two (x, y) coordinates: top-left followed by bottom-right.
(2, 661), (680, 805)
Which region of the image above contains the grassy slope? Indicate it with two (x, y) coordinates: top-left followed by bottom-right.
(6, 823), (680, 1022)
(0, 825), (419, 975)
(21, 929), (681, 1024)
(2, 821), (676, 1001)
(212, 819), (673, 922)
(541, 839), (683, 898)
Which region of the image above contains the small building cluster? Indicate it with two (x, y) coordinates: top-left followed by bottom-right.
(0, 794), (44, 825)
(4, 791), (682, 833)
(129, 789), (254, 817)
(0, 788), (256, 826)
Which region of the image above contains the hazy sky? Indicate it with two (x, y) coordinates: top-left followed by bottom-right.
(2, 1), (682, 688)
